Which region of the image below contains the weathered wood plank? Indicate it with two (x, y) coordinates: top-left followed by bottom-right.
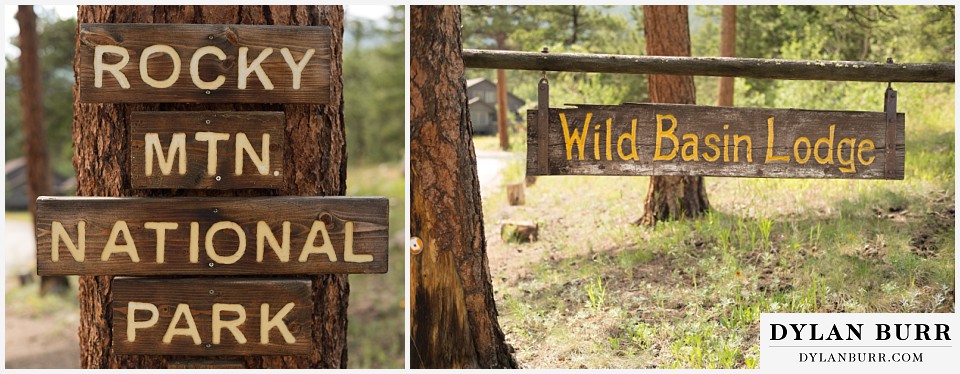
(167, 359), (246, 369)
(129, 111), (285, 189)
(36, 196), (388, 275)
(464, 49), (955, 83)
(78, 23), (330, 103)
(526, 103), (904, 179)
(112, 278), (312, 356)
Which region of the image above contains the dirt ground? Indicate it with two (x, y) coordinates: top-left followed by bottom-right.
(5, 216), (82, 369)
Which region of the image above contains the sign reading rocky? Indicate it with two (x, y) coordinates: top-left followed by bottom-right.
(527, 103), (904, 179)
(78, 23), (330, 103)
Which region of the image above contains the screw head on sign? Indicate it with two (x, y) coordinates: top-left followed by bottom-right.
(205, 343), (212, 348)
(208, 262), (215, 268)
(208, 35), (214, 40)
(205, 119), (211, 125)
(205, 90), (211, 94)
(209, 289), (215, 295)
(216, 175), (222, 181)
(409, 237), (423, 255)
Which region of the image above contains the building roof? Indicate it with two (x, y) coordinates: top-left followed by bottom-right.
(466, 77), (486, 88)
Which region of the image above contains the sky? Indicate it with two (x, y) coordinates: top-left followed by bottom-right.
(3, 5), (393, 61)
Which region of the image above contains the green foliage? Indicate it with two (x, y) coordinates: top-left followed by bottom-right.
(344, 6), (405, 165)
(5, 9), (77, 176)
(462, 5), (647, 127)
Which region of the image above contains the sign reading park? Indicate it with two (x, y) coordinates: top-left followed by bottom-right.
(130, 111), (285, 189)
(112, 278), (312, 356)
(36, 196), (388, 276)
(78, 23), (330, 104)
(526, 103), (904, 179)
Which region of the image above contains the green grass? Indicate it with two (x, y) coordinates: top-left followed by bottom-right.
(480, 84), (955, 368)
(5, 210), (32, 222)
(345, 162), (405, 369)
(473, 130), (529, 153)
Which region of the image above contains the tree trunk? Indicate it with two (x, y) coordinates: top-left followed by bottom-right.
(410, 6), (517, 369)
(496, 68), (510, 150)
(17, 5), (70, 296)
(718, 5), (736, 107)
(637, 5), (710, 225)
(72, 5), (348, 368)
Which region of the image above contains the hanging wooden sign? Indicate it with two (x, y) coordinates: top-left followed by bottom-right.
(112, 278), (312, 356)
(35, 196), (388, 276)
(78, 23), (330, 104)
(526, 103), (904, 179)
(130, 111), (285, 189)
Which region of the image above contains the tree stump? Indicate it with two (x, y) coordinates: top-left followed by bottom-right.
(506, 182), (525, 205)
(501, 220), (538, 243)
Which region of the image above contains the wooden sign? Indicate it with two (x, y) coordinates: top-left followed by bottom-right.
(130, 111), (285, 189)
(112, 278), (312, 356)
(35, 196), (388, 276)
(527, 103), (904, 179)
(78, 23), (330, 104)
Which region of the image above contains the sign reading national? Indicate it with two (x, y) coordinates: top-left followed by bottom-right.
(36, 196), (388, 275)
(526, 103), (904, 179)
(78, 23), (330, 103)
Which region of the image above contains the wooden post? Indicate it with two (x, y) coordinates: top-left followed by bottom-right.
(462, 49), (955, 83)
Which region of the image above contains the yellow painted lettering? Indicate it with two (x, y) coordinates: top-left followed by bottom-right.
(837, 137), (857, 173)
(205, 221), (246, 264)
(212, 303), (247, 344)
(139, 44), (180, 88)
(144, 222), (177, 264)
(127, 302), (158, 342)
(261, 303), (296, 344)
(256, 221), (290, 263)
(299, 220), (338, 262)
(102, 221), (139, 262)
(162, 303), (201, 344)
(190, 46), (226, 90)
(51, 221), (85, 262)
(195, 132), (229, 175)
(814, 125), (835, 164)
(681, 134), (699, 161)
(654, 114), (679, 161)
(238, 47), (274, 90)
(235, 133), (270, 175)
(279, 48), (315, 90)
(560, 112), (590, 160)
(702, 134), (721, 162)
(858, 139), (876, 166)
(145, 133), (187, 176)
(794, 137), (812, 164)
(617, 119), (639, 161)
(94, 45), (130, 89)
(765, 117), (790, 163)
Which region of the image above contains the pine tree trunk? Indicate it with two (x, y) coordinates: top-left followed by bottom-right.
(410, 5), (517, 369)
(637, 5), (710, 226)
(72, 5), (348, 368)
(718, 5), (736, 107)
(496, 68), (510, 150)
(17, 5), (70, 296)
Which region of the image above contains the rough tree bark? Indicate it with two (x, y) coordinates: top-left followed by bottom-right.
(72, 5), (349, 368)
(718, 5), (736, 107)
(17, 5), (70, 296)
(637, 5), (710, 225)
(410, 6), (518, 369)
